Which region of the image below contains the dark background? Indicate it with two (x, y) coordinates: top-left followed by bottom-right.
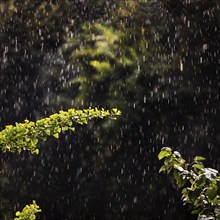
(0, 0), (220, 219)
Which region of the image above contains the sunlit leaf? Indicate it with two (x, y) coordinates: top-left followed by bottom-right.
(53, 133), (59, 138)
(159, 165), (167, 173)
(193, 163), (204, 171)
(194, 156), (206, 162)
(158, 149), (172, 160)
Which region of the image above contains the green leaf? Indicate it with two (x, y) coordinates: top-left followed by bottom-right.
(15, 211), (21, 216)
(174, 170), (181, 183)
(62, 126), (69, 131)
(194, 156), (206, 162)
(193, 163), (204, 171)
(196, 175), (206, 188)
(159, 165), (167, 173)
(41, 137), (47, 141)
(173, 170), (186, 188)
(90, 60), (111, 71)
(34, 149), (39, 155)
(158, 149), (172, 160)
(53, 133), (59, 138)
(78, 117), (88, 124)
(191, 210), (198, 215)
(44, 129), (51, 135)
(206, 186), (217, 200)
(69, 127), (75, 132)
(188, 189), (201, 202)
(212, 197), (220, 205)
(164, 156), (173, 165)
(173, 164), (184, 172)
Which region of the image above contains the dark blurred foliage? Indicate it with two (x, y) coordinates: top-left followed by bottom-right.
(0, 0), (220, 219)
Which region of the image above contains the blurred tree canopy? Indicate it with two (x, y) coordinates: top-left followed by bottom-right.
(0, 0), (220, 219)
